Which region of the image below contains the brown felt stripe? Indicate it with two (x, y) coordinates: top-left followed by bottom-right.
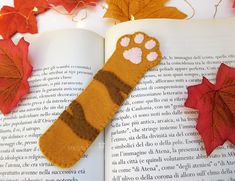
(94, 70), (132, 106)
(59, 100), (99, 141)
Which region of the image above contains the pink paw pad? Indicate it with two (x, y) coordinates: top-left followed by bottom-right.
(120, 37), (130, 47)
(147, 52), (158, 61)
(134, 33), (144, 44)
(145, 40), (156, 50)
(123, 48), (142, 64)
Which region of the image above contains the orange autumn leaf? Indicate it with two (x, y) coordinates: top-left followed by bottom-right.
(0, 38), (33, 115)
(104, 0), (187, 22)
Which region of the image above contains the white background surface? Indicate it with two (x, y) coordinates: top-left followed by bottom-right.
(0, 0), (235, 37)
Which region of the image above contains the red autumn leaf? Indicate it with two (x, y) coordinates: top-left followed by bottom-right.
(0, 6), (37, 39)
(14, 0), (49, 15)
(48, 0), (99, 13)
(185, 63), (235, 156)
(0, 38), (33, 115)
(0, 0), (49, 39)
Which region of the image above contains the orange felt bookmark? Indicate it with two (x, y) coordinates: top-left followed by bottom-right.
(39, 32), (162, 168)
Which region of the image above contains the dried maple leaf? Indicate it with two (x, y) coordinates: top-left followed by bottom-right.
(104, 0), (187, 22)
(0, 0), (49, 39)
(185, 63), (235, 156)
(48, 0), (99, 13)
(0, 38), (33, 115)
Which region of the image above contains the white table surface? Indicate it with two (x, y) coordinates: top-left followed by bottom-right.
(0, 0), (235, 38)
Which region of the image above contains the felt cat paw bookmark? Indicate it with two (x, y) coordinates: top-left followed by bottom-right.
(39, 32), (162, 168)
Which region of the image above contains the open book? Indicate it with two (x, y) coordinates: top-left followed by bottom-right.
(0, 17), (235, 180)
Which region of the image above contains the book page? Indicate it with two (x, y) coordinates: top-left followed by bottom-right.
(0, 29), (105, 180)
(105, 18), (235, 180)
